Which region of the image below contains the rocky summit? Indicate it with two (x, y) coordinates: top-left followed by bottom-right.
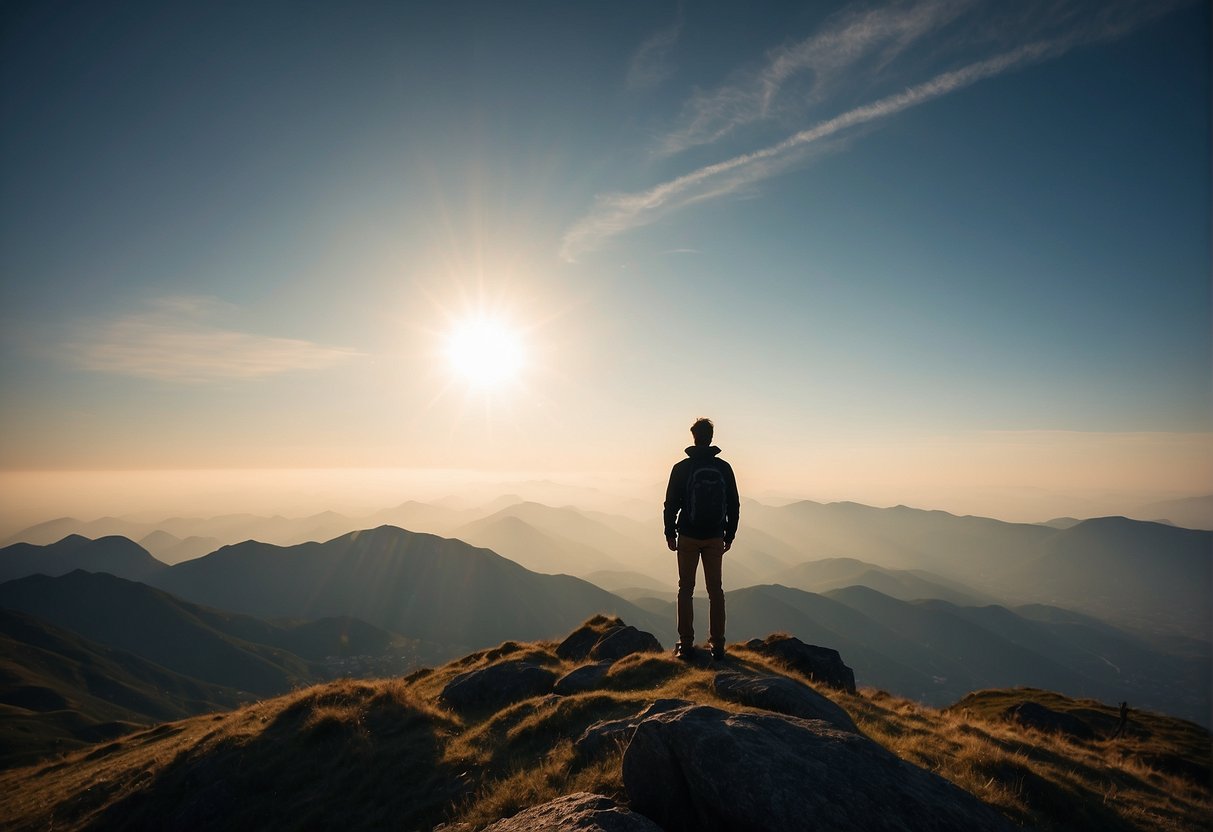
(0, 617), (1208, 832)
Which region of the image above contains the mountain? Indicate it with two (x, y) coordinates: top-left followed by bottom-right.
(1039, 516), (1082, 529)
(1130, 495), (1213, 530)
(772, 557), (994, 605)
(7, 499), (1207, 638)
(452, 513), (624, 576)
(651, 583), (1209, 726)
(2, 517), (148, 546)
(461, 502), (644, 566)
(582, 569), (670, 593)
(741, 501), (1211, 639)
(0, 571), (315, 695)
(1, 620), (1207, 831)
(0, 535), (166, 583)
(1004, 517), (1211, 638)
(149, 525), (667, 654)
(0, 608), (246, 768)
(136, 531), (221, 564)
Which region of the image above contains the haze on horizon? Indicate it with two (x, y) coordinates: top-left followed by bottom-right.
(1, 1), (1209, 533)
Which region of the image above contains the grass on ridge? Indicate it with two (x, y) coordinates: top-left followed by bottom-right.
(1, 621), (1209, 832)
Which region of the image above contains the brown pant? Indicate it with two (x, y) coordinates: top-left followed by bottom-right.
(676, 535), (725, 647)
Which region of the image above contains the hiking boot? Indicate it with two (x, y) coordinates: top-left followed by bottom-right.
(674, 642), (696, 661)
(710, 643), (726, 661)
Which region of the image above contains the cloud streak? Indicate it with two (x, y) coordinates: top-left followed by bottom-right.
(626, 14), (683, 90)
(561, 2), (1181, 262)
(661, 0), (972, 156)
(67, 297), (362, 382)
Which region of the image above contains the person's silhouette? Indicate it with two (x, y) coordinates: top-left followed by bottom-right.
(1111, 701), (1130, 738)
(663, 418), (739, 661)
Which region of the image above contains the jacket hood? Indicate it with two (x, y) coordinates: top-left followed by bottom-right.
(685, 445), (722, 458)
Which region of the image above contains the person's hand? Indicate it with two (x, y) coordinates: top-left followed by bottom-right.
(666, 535), (677, 552)
(723, 538), (733, 553)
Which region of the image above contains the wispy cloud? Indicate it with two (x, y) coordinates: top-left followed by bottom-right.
(66, 297), (362, 382)
(562, 1), (1183, 262)
(661, 0), (971, 156)
(627, 14), (683, 90)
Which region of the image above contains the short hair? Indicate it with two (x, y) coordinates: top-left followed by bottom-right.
(690, 417), (714, 445)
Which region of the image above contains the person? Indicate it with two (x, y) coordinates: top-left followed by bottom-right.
(1111, 701), (1130, 739)
(663, 417), (739, 661)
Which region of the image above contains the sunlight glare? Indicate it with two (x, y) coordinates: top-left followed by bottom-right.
(445, 316), (525, 389)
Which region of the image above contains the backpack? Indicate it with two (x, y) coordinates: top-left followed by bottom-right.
(683, 463), (727, 533)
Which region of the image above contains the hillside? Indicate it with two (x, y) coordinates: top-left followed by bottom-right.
(0, 617), (1207, 831)
(0, 572), (316, 696)
(0, 571), (432, 691)
(148, 525), (667, 654)
(0, 609), (247, 769)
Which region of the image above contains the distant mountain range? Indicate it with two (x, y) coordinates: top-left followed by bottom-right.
(3, 494), (1209, 640)
(0, 534), (165, 583)
(4, 522), (1209, 722)
(659, 583), (1210, 726)
(148, 525), (668, 653)
(5, 495), (1209, 634)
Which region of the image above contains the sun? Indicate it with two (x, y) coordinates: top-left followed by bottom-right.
(445, 316), (525, 389)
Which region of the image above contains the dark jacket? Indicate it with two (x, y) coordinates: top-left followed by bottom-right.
(663, 445), (740, 542)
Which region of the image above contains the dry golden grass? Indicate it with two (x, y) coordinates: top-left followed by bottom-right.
(2, 623), (1208, 832)
(848, 687), (1212, 832)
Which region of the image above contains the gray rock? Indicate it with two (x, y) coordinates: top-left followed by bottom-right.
(1004, 702), (1096, 741)
(556, 619), (624, 661)
(480, 792), (664, 831)
(712, 671), (858, 733)
(439, 660), (557, 713)
(554, 660), (614, 696)
(588, 626), (663, 661)
(574, 698), (692, 760)
(745, 634), (856, 693)
(622, 704), (1015, 832)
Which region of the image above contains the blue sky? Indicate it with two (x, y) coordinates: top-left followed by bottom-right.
(0, 0), (1208, 520)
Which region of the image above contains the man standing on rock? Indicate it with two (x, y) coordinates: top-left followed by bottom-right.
(664, 417), (739, 661)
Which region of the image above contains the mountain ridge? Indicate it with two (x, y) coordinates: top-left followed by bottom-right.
(0, 617), (1207, 831)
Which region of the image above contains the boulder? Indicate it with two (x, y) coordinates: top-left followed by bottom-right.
(554, 660), (614, 696)
(712, 671), (858, 733)
(744, 634), (856, 693)
(556, 617), (624, 661)
(439, 660), (557, 714)
(1004, 702), (1096, 741)
(588, 626), (663, 661)
(557, 618), (664, 663)
(622, 705), (1014, 832)
(574, 698), (692, 760)
(480, 792), (664, 831)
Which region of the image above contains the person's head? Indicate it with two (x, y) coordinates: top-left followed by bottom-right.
(690, 417), (714, 446)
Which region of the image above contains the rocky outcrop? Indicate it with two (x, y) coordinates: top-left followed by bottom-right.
(744, 634), (856, 693)
(554, 660), (614, 696)
(1004, 702), (1096, 740)
(622, 705), (1014, 832)
(588, 626), (662, 661)
(556, 617), (623, 661)
(439, 660), (557, 713)
(712, 671), (858, 732)
(574, 698), (692, 760)
(557, 618), (662, 663)
(480, 792), (663, 831)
